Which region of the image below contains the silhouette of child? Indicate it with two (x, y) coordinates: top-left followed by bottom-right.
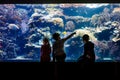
(52, 32), (76, 62)
(40, 37), (51, 62)
(78, 34), (95, 63)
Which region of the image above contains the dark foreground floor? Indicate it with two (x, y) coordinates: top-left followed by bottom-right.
(0, 62), (119, 79)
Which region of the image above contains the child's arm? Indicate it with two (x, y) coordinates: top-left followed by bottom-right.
(64, 32), (76, 41)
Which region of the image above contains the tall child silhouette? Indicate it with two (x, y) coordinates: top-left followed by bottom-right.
(52, 32), (76, 62)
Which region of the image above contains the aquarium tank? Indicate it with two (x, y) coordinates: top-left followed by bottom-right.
(0, 4), (120, 62)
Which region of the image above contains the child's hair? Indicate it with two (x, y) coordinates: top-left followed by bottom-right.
(43, 37), (49, 43)
(82, 34), (89, 41)
(52, 33), (60, 40)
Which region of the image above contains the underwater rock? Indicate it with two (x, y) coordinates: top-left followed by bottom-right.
(111, 12), (120, 21)
(111, 21), (119, 27)
(3, 4), (15, 9)
(65, 21), (75, 31)
(59, 4), (86, 8)
(51, 18), (64, 27)
(41, 27), (50, 31)
(73, 4), (85, 8)
(45, 7), (63, 16)
(0, 15), (6, 21)
(4, 42), (18, 59)
(42, 31), (51, 39)
(74, 29), (97, 41)
(16, 8), (28, 15)
(20, 20), (29, 34)
(0, 50), (7, 60)
(91, 9), (111, 27)
(37, 28), (51, 39)
(91, 14), (101, 26)
(41, 4), (59, 8)
(96, 27), (114, 41)
(103, 7), (110, 13)
(113, 30), (119, 34)
(15, 8), (28, 20)
(112, 34), (120, 42)
(31, 13), (43, 20)
(0, 5), (22, 24)
(28, 33), (41, 43)
(34, 8), (46, 14)
(8, 24), (19, 30)
(104, 21), (112, 26)
(112, 7), (120, 13)
(59, 4), (73, 8)
(31, 12), (42, 18)
(108, 41), (120, 57)
(65, 16), (90, 22)
(95, 41), (109, 49)
(95, 26), (109, 33)
(65, 16), (90, 28)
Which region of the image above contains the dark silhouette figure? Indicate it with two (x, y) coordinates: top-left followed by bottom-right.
(78, 34), (95, 63)
(52, 32), (76, 62)
(40, 37), (51, 62)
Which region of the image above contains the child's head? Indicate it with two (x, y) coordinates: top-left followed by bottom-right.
(43, 37), (49, 44)
(53, 33), (60, 41)
(82, 34), (89, 43)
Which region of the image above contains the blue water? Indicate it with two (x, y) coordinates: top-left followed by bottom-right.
(0, 4), (120, 62)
